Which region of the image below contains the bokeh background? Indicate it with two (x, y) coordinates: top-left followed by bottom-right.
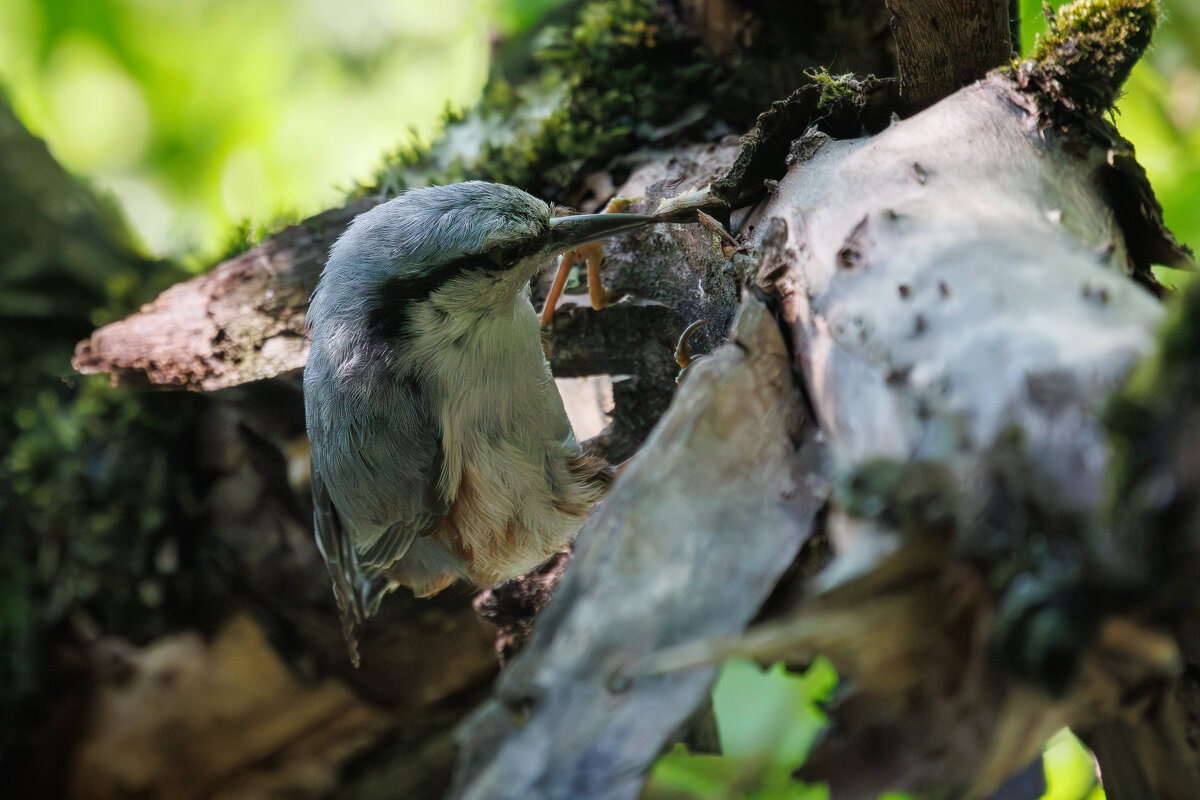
(0, 0), (1195, 268)
(0, 0), (559, 264)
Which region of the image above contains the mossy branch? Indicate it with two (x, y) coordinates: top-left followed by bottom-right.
(1014, 0), (1159, 123)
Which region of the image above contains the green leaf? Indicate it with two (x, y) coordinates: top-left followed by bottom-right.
(645, 658), (836, 800)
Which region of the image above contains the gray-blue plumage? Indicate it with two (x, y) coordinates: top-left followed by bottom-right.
(304, 182), (663, 661)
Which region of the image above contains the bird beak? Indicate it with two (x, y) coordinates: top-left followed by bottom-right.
(547, 213), (660, 254)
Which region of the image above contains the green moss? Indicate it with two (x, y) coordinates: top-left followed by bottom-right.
(0, 98), (199, 713)
(216, 212), (301, 262)
(0, 351), (202, 714)
(1014, 0), (1159, 122)
(1105, 274), (1200, 507)
(1106, 274), (1200, 460)
(1095, 276), (1200, 655)
(367, 0), (730, 202)
(804, 68), (858, 110)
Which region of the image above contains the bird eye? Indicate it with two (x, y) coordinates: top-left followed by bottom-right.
(493, 241), (539, 268)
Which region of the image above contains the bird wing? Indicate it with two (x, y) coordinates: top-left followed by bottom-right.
(310, 469), (378, 665)
(307, 352), (448, 661)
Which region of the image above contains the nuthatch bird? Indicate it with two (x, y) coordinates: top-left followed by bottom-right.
(304, 181), (683, 662)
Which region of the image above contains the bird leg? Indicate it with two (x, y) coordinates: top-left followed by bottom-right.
(540, 190), (728, 326)
(539, 242), (620, 327)
(584, 242), (622, 310)
(539, 251), (574, 326)
(540, 198), (639, 326)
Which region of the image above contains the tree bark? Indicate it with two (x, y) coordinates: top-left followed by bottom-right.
(887, 0), (1013, 111)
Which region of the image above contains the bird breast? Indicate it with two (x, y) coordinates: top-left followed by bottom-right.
(403, 282), (600, 582)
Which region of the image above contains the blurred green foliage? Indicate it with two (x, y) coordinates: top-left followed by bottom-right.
(0, 96), (203, 715)
(0, 0), (507, 262)
(1041, 729), (1105, 800)
(645, 658), (1103, 800)
(370, 0), (736, 203)
(1019, 0), (1200, 251)
(3, 0), (1190, 265)
(644, 659), (837, 800)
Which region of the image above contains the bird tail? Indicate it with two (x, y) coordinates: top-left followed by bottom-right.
(312, 475), (389, 667)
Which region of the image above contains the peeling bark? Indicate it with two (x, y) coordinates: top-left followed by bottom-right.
(449, 295), (822, 800)
(741, 73), (1169, 798)
(440, 39), (1195, 800)
(72, 201), (374, 391)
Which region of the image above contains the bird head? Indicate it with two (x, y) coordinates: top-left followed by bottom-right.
(399, 180), (661, 256)
(413, 181), (663, 293)
(315, 182), (665, 314)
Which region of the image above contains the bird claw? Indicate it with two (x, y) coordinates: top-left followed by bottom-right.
(675, 319), (710, 375)
(539, 190), (730, 327)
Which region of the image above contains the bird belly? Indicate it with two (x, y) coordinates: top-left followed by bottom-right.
(410, 295), (611, 586)
(430, 445), (611, 586)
